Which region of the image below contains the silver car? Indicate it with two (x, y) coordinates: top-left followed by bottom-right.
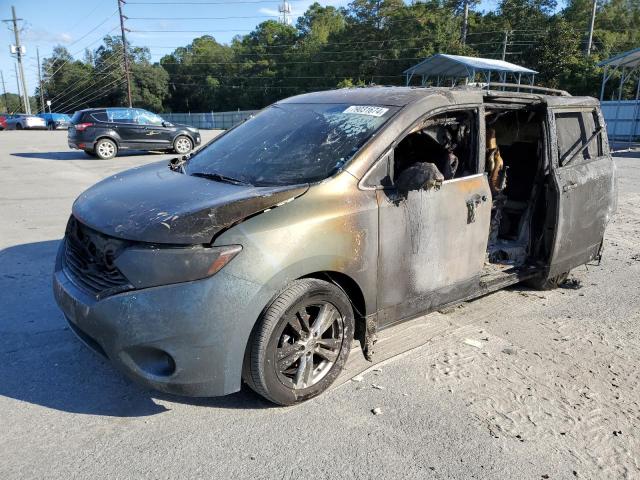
(5, 114), (47, 130)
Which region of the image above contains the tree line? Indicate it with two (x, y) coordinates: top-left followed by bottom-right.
(9, 0), (640, 114)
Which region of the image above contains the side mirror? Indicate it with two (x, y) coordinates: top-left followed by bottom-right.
(162, 121), (173, 127)
(395, 162), (444, 195)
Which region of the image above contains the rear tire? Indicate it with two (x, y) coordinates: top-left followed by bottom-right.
(243, 279), (354, 406)
(94, 138), (117, 160)
(526, 271), (569, 291)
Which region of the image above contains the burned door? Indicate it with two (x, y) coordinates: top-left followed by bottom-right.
(374, 108), (492, 327)
(547, 106), (617, 276)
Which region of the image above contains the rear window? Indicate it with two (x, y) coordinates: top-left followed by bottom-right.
(186, 103), (398, 186)
(71, 112), (84, 124)
(555, 110), (601, 166)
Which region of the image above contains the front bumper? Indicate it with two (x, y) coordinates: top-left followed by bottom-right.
(53, 242), (271, 397)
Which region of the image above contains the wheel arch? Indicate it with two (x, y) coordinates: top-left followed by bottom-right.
(174, 132), (195, 145)
(93, 134), (119, 148)
(300, 270), (366, 326)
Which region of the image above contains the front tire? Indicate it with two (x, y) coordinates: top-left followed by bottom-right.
(244, 279), (354, 406)
(95, 138), (117, 160)
(173, 135), (193, 155)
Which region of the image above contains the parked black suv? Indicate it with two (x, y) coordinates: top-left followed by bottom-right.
(68, 107), (201, 159)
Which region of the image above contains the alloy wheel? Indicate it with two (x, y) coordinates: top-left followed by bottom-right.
(274, 302), (344, 390)
(98, 141), (115, 158)
(175, 137), (192, 154)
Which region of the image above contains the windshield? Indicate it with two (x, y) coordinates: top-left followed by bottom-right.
(185, 103), (398, 186)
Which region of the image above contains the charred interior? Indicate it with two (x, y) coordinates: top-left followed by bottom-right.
(394, 111), (477, 192)
(391, 103), (552, 278)
(484, 104), (548, 270)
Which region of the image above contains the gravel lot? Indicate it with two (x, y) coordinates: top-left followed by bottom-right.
(1, 130), (639, 479)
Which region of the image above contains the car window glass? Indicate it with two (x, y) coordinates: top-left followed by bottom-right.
(136, 109), (163, 126)
(186, 103), (398, 186)
(106, 108), (137, 124)
(91, 112), (108, 122)
(555, 111), (598, 166)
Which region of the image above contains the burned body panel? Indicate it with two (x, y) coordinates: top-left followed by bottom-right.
(376, 174), (491, 326)
(215, 172), (379, 317)
(72, 161), (308, 244)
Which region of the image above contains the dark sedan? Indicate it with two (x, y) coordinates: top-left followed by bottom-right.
(68, 107), (201, 159)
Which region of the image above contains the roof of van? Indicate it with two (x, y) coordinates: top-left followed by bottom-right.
(278, 86), (598, 108)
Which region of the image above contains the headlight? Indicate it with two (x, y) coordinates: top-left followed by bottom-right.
(114, 244), (241, 289)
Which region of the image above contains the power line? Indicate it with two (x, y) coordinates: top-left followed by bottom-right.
(60, 75), (126, 113)
(45, 25), (120, 81)
(65, 10), (119, 49)
(47, 50), (124, 105)
(51, 54), (125, 110)
(159, 57), (437, 66)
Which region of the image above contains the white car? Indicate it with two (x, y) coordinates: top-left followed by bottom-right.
(5, 114), (47, 130)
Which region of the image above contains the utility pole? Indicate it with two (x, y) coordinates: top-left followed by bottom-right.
(461, 0), (469, 46)
(2, 6), (31, 114)
(117, 0), (133, 107)
(36, 47), (45, 113)
(14, 62), (23, 112)
(0, 70), (8, 113)
(586, 0), (597, 56)
(501, 30), (510, 61)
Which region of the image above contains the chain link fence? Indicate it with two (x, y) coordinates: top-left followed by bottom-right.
(161, 110), (259, 130)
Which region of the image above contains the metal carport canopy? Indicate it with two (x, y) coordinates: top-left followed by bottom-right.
(404, 54), (538, 77)
(598, 47), (640, 69)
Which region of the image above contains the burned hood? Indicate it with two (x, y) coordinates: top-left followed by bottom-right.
(72, 161), (308, 244)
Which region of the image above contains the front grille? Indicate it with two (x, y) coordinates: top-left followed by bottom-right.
(63, 217), (133, 299)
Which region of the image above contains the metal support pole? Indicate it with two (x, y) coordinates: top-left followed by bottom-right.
(600, 64), (609, 100)
(117, 0), (133, 107)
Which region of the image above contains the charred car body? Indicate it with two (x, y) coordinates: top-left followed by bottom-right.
(53, 86), (617, 405)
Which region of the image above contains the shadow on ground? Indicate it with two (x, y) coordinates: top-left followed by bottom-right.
(11, 150), (165, 161)
(0, 240), (269, 417)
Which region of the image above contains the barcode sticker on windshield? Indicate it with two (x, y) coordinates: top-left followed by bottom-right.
(344, 105), (389, 117)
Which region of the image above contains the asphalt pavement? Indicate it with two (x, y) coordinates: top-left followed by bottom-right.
(1, 130), (639, 479)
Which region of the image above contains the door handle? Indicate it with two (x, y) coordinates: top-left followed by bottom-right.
(563, 182), (578, 193)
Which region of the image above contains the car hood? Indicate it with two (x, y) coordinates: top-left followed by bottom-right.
(72, 161), (309, 244)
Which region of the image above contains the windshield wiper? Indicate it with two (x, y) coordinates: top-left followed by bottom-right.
(190, 171), (253, 186)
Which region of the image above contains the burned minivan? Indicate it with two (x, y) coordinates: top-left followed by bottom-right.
(53, 86), (617, 405)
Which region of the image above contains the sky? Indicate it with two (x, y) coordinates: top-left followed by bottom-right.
(0, 0), (504, 98)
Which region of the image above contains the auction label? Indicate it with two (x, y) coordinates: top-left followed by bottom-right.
(344, 105), (389, 117)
